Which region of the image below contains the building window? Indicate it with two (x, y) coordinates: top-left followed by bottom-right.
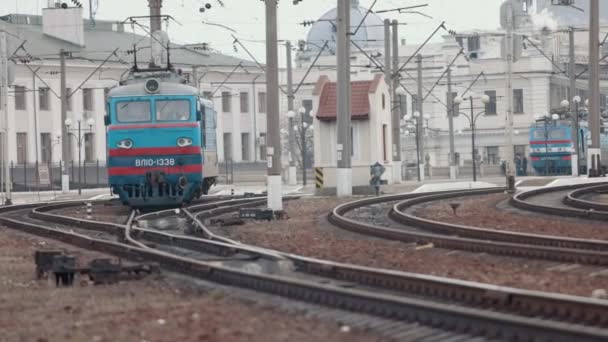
(223, 133), (232, 161)
(382, 124), (388, 162)
(17, 132), (27, 164)
(448, 91), (459, 117)
(83, 88), (94, 111)
(485, 146), (499, 165)
(258, 92), (267, 113)
(302, 99), (313, 124)
(455, 36), (464, 48)
(514, 89), (524, 114)
(399, 94), (407, 117)
(382, 94), (386, 110)
(514, 145), (526, 158)
(104, 88), (110, 104)
(203, 91), (212, 99)
(259, 133), (266, 158)
(66, 88), (73, 111)
(221, 92), (231, 113)
(84, 133), (94, 162)
(41, 133), (51, 163)
(468, 35), (480, 52)
(241, 133), (250, 161)
(240, 92), (249, 113)
(14, 86), (26, 110)
(484, 90), (497, 115)
(39, 87), (50, 111)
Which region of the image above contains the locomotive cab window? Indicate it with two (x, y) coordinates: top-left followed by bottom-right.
(116, 100), (152, 123)
(156, 100), (191, 121)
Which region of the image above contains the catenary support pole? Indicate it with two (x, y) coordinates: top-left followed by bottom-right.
(447, 67), (456, 180)
(286, 41), (297, 186)
(391, 19), (402, 183)
(1, 31), (12, 205)
(588, 0), (602, 177)
(336, 0), (352, 197)
(60, 49), (70, 193)
(265, 0), (283, 210)
(470, 97), (477, 182)
(569, 27), (579, 176)
(416, 54), (425, 181)
(504, 0), (516, 191)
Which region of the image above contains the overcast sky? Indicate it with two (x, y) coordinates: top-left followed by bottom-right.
(5, 0), (503, 64)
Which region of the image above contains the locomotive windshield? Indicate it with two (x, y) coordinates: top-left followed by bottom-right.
(532, 128), (567, 140)
(156, 100), (191, 121)
(116, 100), (151, 123)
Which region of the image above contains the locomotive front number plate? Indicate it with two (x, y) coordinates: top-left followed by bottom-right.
(135, 158), (176, 167)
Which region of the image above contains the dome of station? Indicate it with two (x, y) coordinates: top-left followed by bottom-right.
(305, 0), (384, 55)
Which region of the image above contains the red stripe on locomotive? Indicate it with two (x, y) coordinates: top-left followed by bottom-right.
(108, 164), (202, 176)
(109, 146), (201, 157)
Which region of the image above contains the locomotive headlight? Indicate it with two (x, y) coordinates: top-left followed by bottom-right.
(117, 139), (133, 149)
(177, 137), (193, 147)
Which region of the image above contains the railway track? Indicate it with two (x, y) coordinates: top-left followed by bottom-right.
(563, 183), (608, 212)
(511, 182), (608, 220)
(330, 187), (608, 266)
(0, 198), (607, 340)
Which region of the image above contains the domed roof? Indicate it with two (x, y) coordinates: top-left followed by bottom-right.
(305, 0), (384, 55)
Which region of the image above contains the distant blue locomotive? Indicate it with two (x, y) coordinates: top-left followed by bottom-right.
(105, 75), (217, 207)
(529, 122), (586, 175)
(528, 120), (608, 175)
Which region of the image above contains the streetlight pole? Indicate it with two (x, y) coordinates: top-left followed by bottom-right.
(286, 41), (297, 186)
(573, 96), (581, 175)
(65, 118), (94, 195)
(299, 107), (308, 186)
(454, 94), (490, 182)
(409, 111), (422, 182)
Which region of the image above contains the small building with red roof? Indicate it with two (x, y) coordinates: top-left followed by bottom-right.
(312, 74), (395, 194)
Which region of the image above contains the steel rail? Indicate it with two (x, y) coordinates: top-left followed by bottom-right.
(2, 201), (608, 339)
(564, 183), (608, 212)
(391, 189), (608, 252)
(511, 182), (608, 220)
(329, 188), (608, 265)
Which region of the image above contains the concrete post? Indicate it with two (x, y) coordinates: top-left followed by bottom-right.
(447, 67), (457, 180)
(416, 54), (425, 181)
(336, 0), (352, 196)
(265, 0), (283, 210)
(148, 0), (162, 33)
(588, 0), (602, 177)
(60, 49), (70, 193)
(286, 41), (297, 186)
(569, 27), (579, 177)
(391, 20), (402, 183)
(1, 31), (12, 204)
(504, 0), (516, 191)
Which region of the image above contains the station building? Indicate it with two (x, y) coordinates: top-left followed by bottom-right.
(0, 3), (267, 169)
(286, 0), (608, 179)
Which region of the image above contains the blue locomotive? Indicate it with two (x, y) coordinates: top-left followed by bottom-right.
(529, 121), (585, 175)
(528, 120), (608, 175)
(105, 74), (217, 207)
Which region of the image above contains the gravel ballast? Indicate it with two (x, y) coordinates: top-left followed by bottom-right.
(0, 227), (384, 342)
(209, 197), (608, 298)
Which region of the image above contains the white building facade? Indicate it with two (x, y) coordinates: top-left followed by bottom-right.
(0, 6), (267, 170)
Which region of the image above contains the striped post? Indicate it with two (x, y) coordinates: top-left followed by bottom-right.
(315, 167), (324, 189)
(86, 202), (92, 220)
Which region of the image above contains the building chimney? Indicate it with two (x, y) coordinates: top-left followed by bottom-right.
(148, 0), (162, 33)
(43, 5), (85, 47)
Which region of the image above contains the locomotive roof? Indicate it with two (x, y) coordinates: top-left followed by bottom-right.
(108, 81), (198, 98)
